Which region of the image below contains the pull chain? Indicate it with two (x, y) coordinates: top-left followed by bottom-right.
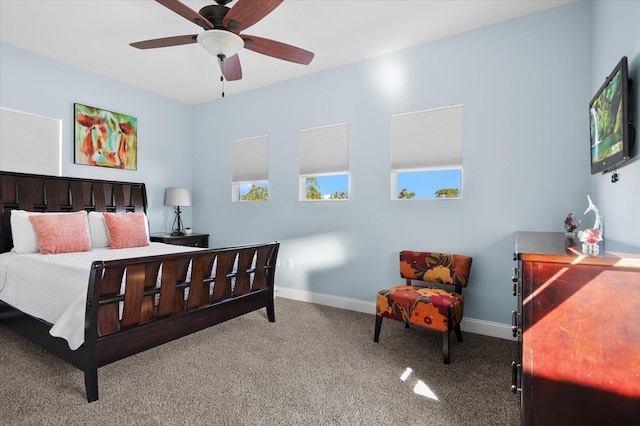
(219, 54), (225, 98)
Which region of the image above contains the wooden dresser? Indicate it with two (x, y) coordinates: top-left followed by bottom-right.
(511, 232), (640, 425)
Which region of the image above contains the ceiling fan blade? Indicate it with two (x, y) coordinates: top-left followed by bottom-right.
(130, 34), (198, 49)
(223, 0), (283, 33)
(241, 35), (314, 65)
(218, 54), (243, 81)
(156, 0), (214, 30)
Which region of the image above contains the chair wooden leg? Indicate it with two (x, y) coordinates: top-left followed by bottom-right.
(374, 315), (383, 342)
(443, 330), (451, 364)
(454, 324), (463, 342)
(443, 306), (453, 364)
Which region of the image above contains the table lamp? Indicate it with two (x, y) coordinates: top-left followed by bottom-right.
(164, 188), (191, 236)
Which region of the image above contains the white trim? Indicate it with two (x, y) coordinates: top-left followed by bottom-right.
(275, 286), (515, 341)
(276, 286), (375, 314)
(460, 317), (515, 341)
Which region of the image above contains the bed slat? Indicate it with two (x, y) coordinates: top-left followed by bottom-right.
(234, 249), (255, 296)
(141, 262), (161, 323)
(212, 251), (236, 302)
(0, 175), (17, 205)
(253, 245), (273, 290)
(98, 266), (126, 336)
(198, 255), (216, 307)
(44, 179), (69, 211)
(121, 264), (146, 329)
(186, 253), (215, 310)
(174, 258), (191, 314)
(113, 185), (125, 212)
(131, 186), (145, 211)
(156, 260), (179, 318)
(93, 183), (106, 212)
(16, 177), (39, 211)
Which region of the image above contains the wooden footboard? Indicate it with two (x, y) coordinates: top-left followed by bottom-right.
(79, 241), (279, 401)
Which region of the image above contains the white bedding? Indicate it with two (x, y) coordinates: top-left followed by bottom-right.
(0, 243), (203, 350)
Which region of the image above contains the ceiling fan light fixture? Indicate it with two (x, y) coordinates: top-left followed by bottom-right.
(197, 29), (243, 58)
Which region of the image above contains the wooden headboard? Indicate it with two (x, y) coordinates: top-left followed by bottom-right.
(0, 171), (147, 253)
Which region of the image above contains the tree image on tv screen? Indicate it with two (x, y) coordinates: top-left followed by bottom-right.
(590, 69), (624, 163)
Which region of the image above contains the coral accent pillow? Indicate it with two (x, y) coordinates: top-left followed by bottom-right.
(11, 210), (92, 254)
(103, 212), (150, 249)
(29, 211), (91, 255)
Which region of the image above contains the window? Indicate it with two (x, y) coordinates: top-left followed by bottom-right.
(232, 135), (268, 202)
(391, 104), (463, 199)
(299, 122), (349, 201)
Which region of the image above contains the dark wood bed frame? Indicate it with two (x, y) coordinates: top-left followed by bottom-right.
(0, 171), (279, 402)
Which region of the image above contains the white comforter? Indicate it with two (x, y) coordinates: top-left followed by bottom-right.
(0, 243), (202, 350)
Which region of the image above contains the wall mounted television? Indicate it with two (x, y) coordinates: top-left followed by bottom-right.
(589, 56), (635, 174)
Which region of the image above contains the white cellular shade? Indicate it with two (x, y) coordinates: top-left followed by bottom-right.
(232, 135), (268, 183)
(391, 104), (463, 171)
(300, 122), (349, 175)
(0, 107), (62, 176)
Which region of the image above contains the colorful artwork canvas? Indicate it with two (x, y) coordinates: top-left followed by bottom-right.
(74, 103), (137, 170)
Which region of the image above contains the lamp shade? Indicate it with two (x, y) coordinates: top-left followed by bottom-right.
(164, 188), (191, 207)
(197, 29), (244, 58)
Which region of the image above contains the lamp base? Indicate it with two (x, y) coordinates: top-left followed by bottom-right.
(170, 206), (186, 237)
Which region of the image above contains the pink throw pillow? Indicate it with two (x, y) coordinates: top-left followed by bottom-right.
(29, 211), (91, 255)
(103, 212), (150, 249)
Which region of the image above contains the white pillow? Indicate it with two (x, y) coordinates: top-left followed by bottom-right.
(88, 211), (110, 248)
(88, 211), (150, 248)
(10, 210), (92, 254)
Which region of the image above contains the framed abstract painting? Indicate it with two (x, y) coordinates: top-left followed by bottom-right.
(74, 103), (138, 170)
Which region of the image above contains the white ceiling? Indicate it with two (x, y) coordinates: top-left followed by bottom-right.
(0, 0), (576, 105)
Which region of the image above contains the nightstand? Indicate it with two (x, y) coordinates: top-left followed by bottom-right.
(150, 232), (209, 248)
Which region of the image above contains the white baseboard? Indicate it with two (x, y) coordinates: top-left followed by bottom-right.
(460, 317), (515, 341)
(274, 286), (515, 341)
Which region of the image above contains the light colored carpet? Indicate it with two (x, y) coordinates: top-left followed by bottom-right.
(0, 298), (519, 425)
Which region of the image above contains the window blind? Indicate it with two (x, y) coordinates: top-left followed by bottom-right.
(391, 104), (463, 171)
(0, 107), (62, 176)
(300, 122), (349, 175)
(232, 135), (268, 183)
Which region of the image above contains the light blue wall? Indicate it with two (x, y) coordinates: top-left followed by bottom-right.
(590, 0), (640, 246)
(2, 1), (634, 326)
(0, 42), (194, 232)
(192, 2), (593, 323)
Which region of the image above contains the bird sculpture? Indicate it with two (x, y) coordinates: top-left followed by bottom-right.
(577, 195), (602, 253)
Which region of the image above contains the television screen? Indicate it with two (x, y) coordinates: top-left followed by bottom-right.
(589, 56), (630, 174)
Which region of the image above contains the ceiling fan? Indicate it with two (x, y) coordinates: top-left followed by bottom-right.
(130, 0), (314, 82)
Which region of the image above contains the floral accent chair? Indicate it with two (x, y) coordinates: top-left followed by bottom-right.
(374, 251), (472, 364)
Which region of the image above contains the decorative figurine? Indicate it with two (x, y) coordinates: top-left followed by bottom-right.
(564, 213), (580, 235)
(577, 195), (602, 255)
